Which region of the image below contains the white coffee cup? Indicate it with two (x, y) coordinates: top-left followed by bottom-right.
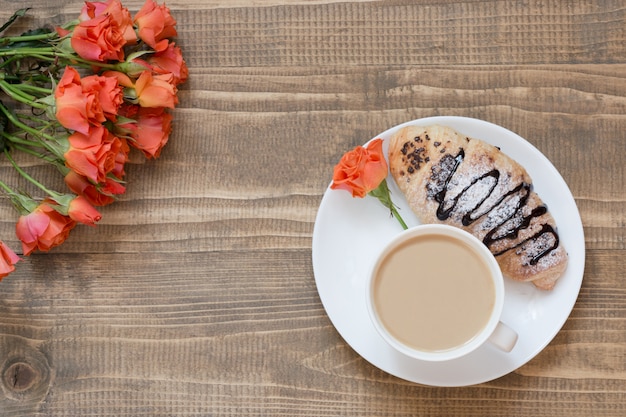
(366, 224), (518, 362)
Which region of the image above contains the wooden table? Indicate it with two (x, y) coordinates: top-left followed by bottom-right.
(0, 0), (624, 415)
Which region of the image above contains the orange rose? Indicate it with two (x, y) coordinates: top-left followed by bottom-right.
(133, 42), (188, 85)
(55, 67), (123, 133)
(64, 125), (124, 184)
(118, 105), (172, 158)
(80, 73), (124, 121)
(71, 13), (127, 61)
(134, 0), (178, 51)
(331, 138), (388, 198)
(100, 70), (133, 89)
(16, 201), (76, 255)
(102, 70), (178, 108)
(79, 0), (136, 45)
(79, 1), (109, 20)
(64, 171), (126, 207)
(55, 66), (91, 134)
(111, 137), (130, 180)
(149, 42), (188, 84)
(135, 71), (178, 108)
(67, 195), (102, 226)
(0, 241), (20, 279)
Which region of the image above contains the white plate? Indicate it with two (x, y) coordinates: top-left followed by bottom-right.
(312, 116), (585, 387)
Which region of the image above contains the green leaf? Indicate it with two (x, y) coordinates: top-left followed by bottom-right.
(0, 8), (30, 35)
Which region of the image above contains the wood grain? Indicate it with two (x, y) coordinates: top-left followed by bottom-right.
(0, 0), (625, 416)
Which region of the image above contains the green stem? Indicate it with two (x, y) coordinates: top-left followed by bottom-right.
(0, 79), (46, 107)
(0, 45), (117, 70)
(0, 103), (63, 157)
(0, 55), (23, 70)
(56, 51), (120, 71)
(0, 178), (14, 195)
(0, 177), (37, 214)
(13, 83), (52, 95)
(0, 31), (57, 44)
(0, 47), (56, 58)
(0, 44), (121, 75)
(1, 131), (47, 148)
(3, 148), (59, 198)
(0, 102), (65, 158)
(368, 179), (408, 230)
(390, 205), (408, 230)
(10, 142), (59, 164)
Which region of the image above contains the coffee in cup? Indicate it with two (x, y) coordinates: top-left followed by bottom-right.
(366, 224), (517, 361)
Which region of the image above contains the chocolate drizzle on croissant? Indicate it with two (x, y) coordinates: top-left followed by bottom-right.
(430, 149), (560, 266)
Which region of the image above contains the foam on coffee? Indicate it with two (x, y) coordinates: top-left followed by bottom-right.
(372, 233), (495, 352)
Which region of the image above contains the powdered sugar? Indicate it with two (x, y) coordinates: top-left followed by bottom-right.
(424, 141), (562, 268)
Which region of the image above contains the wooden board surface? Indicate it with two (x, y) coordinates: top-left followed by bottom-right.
(0, 1), (625, 416)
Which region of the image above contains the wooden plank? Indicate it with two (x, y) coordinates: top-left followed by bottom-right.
(0, 0), (624, 415)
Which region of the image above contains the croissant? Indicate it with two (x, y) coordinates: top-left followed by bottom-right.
(388, 124), (568, 290)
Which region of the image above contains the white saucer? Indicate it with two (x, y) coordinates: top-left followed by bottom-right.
(312, 116), (585, 386)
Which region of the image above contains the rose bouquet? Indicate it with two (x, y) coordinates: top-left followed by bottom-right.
(0, 0), (188, 280)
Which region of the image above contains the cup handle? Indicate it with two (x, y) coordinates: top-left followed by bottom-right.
(488, 321), (518, 352)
